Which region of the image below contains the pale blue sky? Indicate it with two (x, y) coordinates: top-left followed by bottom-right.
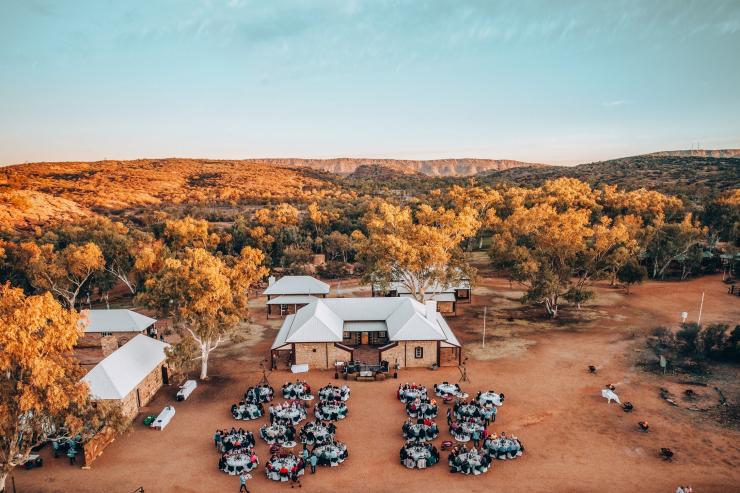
(1, 0), (739, 165)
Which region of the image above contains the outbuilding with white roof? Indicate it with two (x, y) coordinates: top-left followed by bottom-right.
(82, 334), (170, 418)
(263, 275), (330, 318)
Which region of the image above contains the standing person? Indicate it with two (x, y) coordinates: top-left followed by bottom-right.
(472, 430), (480, 448)
(239, 471), (251, 492)
(309, 453), (318, 474)
(67, 443), (77, 465)
(214, 431), (222, 451)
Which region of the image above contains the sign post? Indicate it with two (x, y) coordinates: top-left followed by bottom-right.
(482, 306), (487, 348)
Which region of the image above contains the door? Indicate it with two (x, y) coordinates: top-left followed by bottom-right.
(136, 388), (142, 409)
(161, 365), (169, 385)
(361, 331), (369, 345)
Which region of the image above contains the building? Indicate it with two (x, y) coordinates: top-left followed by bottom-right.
(270, 297), (461, 370)
(80, 335), (169, 465)
(82, 334), (170, 419)
(78, 309), (157, 356)
(370, 277), (472, 316)
(263, 275), (331, 319)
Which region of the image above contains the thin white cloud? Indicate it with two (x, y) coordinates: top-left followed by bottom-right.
(601, 100), (628, 108)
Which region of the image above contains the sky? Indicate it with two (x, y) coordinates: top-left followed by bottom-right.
(1, 0), (739, 166)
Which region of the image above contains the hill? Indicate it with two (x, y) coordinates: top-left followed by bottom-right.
(648, 149), (740, 159)
(478, 155), (739, 206)
(241, 157), (546, 176)
(0, 158), (340, 232)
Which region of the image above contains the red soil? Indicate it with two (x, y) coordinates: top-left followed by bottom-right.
(13, 275), (740, 493)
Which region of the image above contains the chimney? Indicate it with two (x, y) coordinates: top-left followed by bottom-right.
(425, 300), (437, 320)
(268, 275), (276, 286)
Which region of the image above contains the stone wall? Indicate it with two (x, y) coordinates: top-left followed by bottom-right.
(403, 340), (438, 368)
(77, 331), (142, 356)
(380, 341), (438, 368)
(439, 346), (460, 367)
(437, 301), (455, 315)
(118, 363), (166, 419)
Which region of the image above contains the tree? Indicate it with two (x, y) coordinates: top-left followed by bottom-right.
(163, 216), (219, 251)
(47, 217), (150, 295)
(617, 259), (647, 294)
(0, 284), (123, 491)
(356, 200), (480, 302)
(138, 247), (267, 379)
(324, 231), (353, 263)
(491, 204), (592, 317)
(644, 214), (707, 279)
(21, 242), (105, 309)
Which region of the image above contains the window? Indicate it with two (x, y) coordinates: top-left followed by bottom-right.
(343, 331), (350, 339)
(101, 332), (113, 336)
(414, 346), (424, 359)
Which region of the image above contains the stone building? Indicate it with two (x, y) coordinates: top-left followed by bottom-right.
(370, 275), (472, 317)
(263, 275), (330, 319)
(78, 309), (157, 356)
(82, 334), (170, 420)
(270, 297), (461, 369)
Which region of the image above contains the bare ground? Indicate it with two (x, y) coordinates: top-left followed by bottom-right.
(13, 273), (740, 493)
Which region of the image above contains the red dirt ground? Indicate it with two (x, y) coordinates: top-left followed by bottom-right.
(13, 274), (740, 493)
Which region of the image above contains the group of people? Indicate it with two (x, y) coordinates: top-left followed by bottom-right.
(265, 453), (305, 485)
(299, 418), (337, 446)
(231, 400), (264, 421)
(214, 428), (256, 453)
(400, 440), (440, 469)
(282, 380), (313, 400)
(483, 432), (524, 460)
(397, 383), (428, 403)
(314, 399), (348, 421)
(434, 382), (468, 399)
(318, 384), (351, 402)
(260, 422), (296, 445)
(213, 429), (259, 479)
(475, 390), (505, 408)
(245, 384), (274, 404)
(299, 440), (349, 468)
(450, 399), (496, 426)
(402, 417), (440, 441)
(448, 444), (493, 475)
(268, 400), (308, 426)
(405, 396), (438, 419)
(51, 437), (82, 465)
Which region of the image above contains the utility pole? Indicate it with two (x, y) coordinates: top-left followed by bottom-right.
(482, 306), (487, 348)
(697, 291), (705, 326)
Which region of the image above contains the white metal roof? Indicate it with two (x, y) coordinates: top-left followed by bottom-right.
(400, 292), (456, 302)
(85, 309), (157, 333)
(266, 295), (319, 305)
(82, 335), (169, 400)
(263, 276), (330, 296)
(272, 297), (460, 348)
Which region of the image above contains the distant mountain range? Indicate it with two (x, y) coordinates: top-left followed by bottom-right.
(241, 157), (547, 176)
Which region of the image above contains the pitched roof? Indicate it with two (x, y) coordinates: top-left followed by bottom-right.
(85, 309), (157, 333)
(263, 276), (330, 296)
(82, 335), (169, 399)
(273, 297), (460, 348)
(266, 295), (320, 305)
